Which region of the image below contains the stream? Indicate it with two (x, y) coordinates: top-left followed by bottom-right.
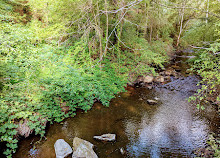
(13, 52), (219, 158)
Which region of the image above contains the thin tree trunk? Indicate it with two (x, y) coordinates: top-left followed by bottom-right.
(176, 1), (185, 47)
(206, 0), (209, 24)
(95, 2), (103, 57)
(44, 2), (49, 26)
(150, 25), (152, 42)
(102, 0), (109, 61)
(144, 3), (148, 39)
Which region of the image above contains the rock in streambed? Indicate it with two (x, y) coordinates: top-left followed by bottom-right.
(144, 75), (154, 83)
(93, 134), (116, 142)
(72, 137), (98, 158)
(147, 99), (158, 105)
(54, 139), (72, 158)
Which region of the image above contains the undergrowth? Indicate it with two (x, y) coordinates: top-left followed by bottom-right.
(0, 21), (170, 157)
(0, 23), (128, 157)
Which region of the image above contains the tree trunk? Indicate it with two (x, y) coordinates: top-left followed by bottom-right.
(176, 0), (185, 47)
(102, 0), (109, 61)
(206, 0), (209, 24)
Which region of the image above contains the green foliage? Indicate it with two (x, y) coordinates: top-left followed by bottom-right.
(0, 1), (173, 156)
(207, 134), (220, 157)
(188, 43), (220, 110)
(182, 22), (218, 46)
(1, 0), (219, 157)
(0, 22), (126, 157)
(187, 18), (220, 111)
(111, 21), (171, 79)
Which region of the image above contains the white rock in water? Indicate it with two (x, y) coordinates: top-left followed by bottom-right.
(73, 137), (94, 151)
(72, 143), (98, 158)
(93, 134), (116, 141)
(72, 137), (98, 158)
(120, 147), (126, 155)
(147, 99), (158, 105)
(144, 75), (154, 83)
(154, 97), (160, 100)
(154, 76), (165, 83)
(54, 139), (72, 158)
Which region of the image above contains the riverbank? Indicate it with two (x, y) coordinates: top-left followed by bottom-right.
(10, 51), (219, 157)
(1, 50), (219, 158)
(13, 76), (219, 157)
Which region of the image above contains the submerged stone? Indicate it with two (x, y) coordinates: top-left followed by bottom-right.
(93, 134), (116, 142)
(54, 139), (72, 158)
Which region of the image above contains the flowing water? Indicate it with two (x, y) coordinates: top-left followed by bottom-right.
(13, 53), (219, 158)
(14, 88), (218, 158)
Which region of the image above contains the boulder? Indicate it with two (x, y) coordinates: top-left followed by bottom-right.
(17, 119), (33, 138)
(72, 137), (98, 158)
(147, 99), (157, 105)
(73, 137), (94, 150)
(154, 76), (165, 83)
(17, 116), (47, 138)
(93, 134), (116, 142)
(165, 69), (173, 76)
(54, 139), (72, 158)
(72, 144), (98, 158)
(143, 75), (154, 83)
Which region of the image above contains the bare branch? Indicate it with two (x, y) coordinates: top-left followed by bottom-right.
(190, 45), (208, 49)
(152, 0), (220, 19)
(99, 0), (142, 14)
(114, 30), (147, 51)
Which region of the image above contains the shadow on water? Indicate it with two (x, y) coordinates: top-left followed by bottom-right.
(14, 86), (218, 158)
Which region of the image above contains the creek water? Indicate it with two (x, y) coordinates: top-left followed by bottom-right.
(13, 54), (218, 158)
(14, 88), (218, 158)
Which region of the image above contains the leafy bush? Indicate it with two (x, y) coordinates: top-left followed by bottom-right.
(111, 24), (171, 80)
(182, 21), (217, 47)
(188, 43), (220, 110)
(187, 20), (220, 111)
(207, 134), (220, 157)
(0, 22), (126, 157)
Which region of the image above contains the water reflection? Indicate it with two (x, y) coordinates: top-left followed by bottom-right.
(125, 89), (209, 157)
(14, 88), (215, 158)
